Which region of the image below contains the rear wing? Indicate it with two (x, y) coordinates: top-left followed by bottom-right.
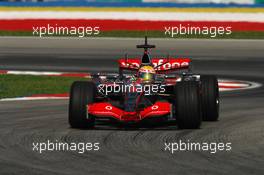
(118, 58), (191, 72)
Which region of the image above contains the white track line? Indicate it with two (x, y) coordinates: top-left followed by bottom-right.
(0, 71), (91, 78)
(6, 71), (63, 76)
(0, 97), (68, 101)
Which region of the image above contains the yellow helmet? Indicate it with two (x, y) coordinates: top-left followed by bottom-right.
(138, 66), (156, 83)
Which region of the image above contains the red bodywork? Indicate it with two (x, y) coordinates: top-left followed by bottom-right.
(88, 102), (171, 122)
(87, 57), (189, 122)
(118, 58), (191, 73)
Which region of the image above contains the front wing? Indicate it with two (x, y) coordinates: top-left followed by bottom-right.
(88, 102), (171, 122)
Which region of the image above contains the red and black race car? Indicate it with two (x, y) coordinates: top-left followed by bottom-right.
(68, 37), (219, 129)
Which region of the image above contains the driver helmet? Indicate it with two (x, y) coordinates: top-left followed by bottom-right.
(138, 65), (156, 83)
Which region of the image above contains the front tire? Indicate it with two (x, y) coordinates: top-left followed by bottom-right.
(69, 81), (96, 129)
(200, 75), (219, 121)
(174, 81), (201, 129)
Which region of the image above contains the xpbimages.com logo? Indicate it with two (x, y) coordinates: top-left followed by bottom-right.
(98, 83), (166, 96)
(165, 24), (232, 38)
(32, 24), (100, 37)
(32, 140), (100, 154)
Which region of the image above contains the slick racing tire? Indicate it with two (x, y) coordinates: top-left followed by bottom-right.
(69, 81), (96, 129)
(174, 81), (201, 129)
(200, 75), (219, 121)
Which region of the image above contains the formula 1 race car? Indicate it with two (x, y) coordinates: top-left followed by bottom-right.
(68, 37), (219, 129)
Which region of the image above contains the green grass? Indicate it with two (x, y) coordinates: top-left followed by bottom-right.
(1, 30), (264, 39)
(0, 74), (87, 99)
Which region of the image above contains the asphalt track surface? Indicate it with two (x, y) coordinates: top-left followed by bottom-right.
(0, 37), (264, 175)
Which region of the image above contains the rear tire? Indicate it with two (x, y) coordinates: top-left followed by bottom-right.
(69, 81), (96, 129)
(174, 81), (201, 129)
(200, 75), (219, 121)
